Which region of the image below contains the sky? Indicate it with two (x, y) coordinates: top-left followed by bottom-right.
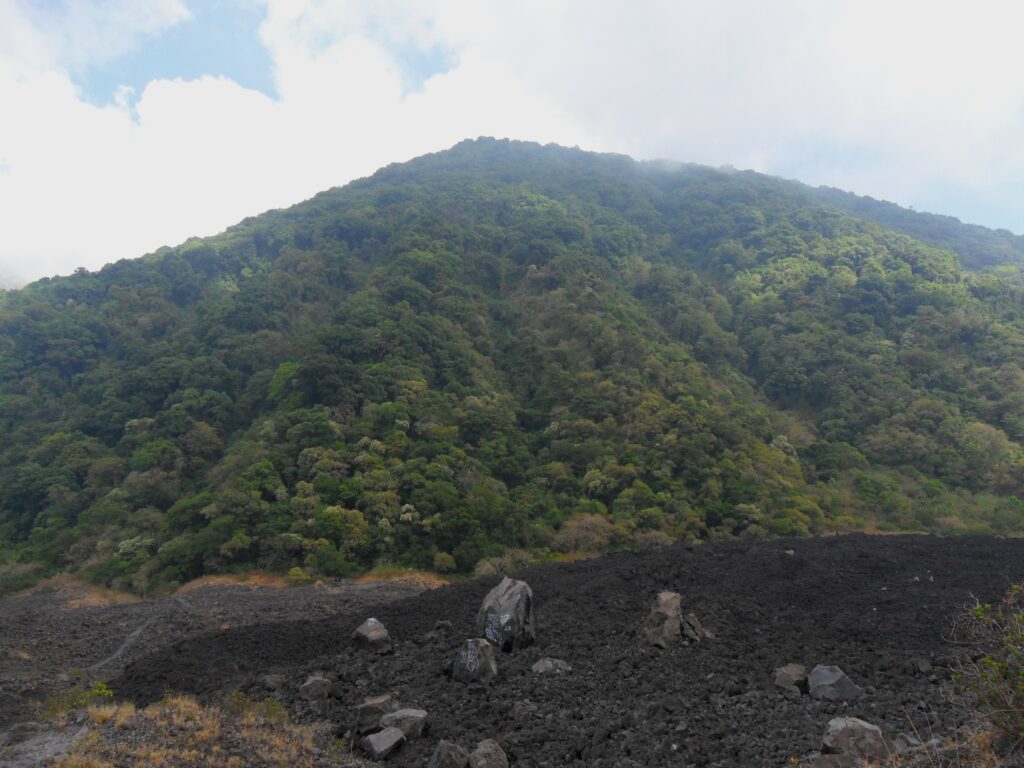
(1, 0), (1023, 287)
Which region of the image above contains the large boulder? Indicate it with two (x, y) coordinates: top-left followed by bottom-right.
(453, 639), (499, 685)
(356, 694), (400, 734)
(476, 576), (536, 651)
(774, 663), (808, 694)
(822, 717), (891, 761)
(469, 739), (509, 768)
(429, 739), (470, 768)
(353, 618), (392, 654)
(379, 708), (429, 738)
(641, 591), (683, 648)
(808, 665), (864, 701)
(361, 726), (405, 761)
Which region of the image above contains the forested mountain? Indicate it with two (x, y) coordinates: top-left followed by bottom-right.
(2, 138), (1023, 593)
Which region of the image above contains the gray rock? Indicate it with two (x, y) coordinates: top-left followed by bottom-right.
(892, 732), (922, 753)
(356, 693), (400, 734)
(469, 738), (509, 768)
(0, 721), (88, 768)
(774, 663), (808, 693)
(808, 664), (864, 701)
(822, 717), (891, 760)
(641, 591), (682, 648)
(453, 638), (498, 685)
(298, 674), (331, 701)
(476, 576), (536, 651)
(360, 726), (405, 761)
(531, 657), (572, 674)
(428, 739), (470, 768)
(379, 708), (428, 738)
(353, 617), (392, 654)
(682, 612), (715, 641)
(260, 673), (287, 691)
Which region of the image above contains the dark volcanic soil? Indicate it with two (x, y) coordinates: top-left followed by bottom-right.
(110, 535), (1024, 767)
(0, 577), (424, 729)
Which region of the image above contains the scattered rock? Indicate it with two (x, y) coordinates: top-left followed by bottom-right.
(453, 639), (499, 685)
(808, 665), (864, 701)
(476, 576), (536, 651)
(469, 738), (509, 768)
(353, 617), (392, 654)
(682, 612), (715, 642)
(822, 717), (891, 761)
(297, 674), (331, 701)
(892, 732), (922, 753)
(641, 591), (683, 648)
(360, 726), (406, 761)
(428, 739), (470, 768)
(531, 657), (572, 674)
(379, 708), (429, 738)
(356, 693), (400, 734)
(260, 673), (286, 691)
(774, 663), (808, 693)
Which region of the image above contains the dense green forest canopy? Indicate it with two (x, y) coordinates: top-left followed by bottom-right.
(2, 138), (1023, 593)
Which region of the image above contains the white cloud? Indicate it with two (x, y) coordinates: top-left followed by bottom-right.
(1, 0), (1023, 285)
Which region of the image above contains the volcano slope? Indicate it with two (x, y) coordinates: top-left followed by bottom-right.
(113, 535), (1024, 767)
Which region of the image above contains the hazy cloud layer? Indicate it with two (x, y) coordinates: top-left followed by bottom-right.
(1, 0), (1023, 285)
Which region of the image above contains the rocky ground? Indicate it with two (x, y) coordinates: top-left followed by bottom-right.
(3, 535), (1023, 767)
(0, 575), (425, 730)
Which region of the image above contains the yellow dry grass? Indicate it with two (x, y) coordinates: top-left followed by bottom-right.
(11, 574), (140, 608)
(174, 572), (293, 594)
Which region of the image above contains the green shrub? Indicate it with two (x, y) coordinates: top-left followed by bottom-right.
(956, 584), (1024, 749)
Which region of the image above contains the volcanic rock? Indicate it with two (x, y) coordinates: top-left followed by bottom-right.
(808, 665), (864, 700)
(774, 663), (808, 693)
(822, 717), (891, 760)
(361, 726), (406, 761)
(682, 612), (714, 642)
(297, 674), (331, 701)
(356, 693), (400, 734)
(641, 591), (683, 648)
(353, 617), (392, 654)
(379, 708), (429, 738)
(453, 639), (498, 685)
(531, 657), (572, 674)
(476, 576), (535, 651)
(468, 738), (509, 768)
(428, 739), (470, 768)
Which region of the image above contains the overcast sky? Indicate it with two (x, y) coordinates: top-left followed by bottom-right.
(1, 0), (1023, 287)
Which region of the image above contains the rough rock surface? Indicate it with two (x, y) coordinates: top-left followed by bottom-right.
(822, 717), (891, 760)
(428, 739), (469, 768)
(355, 693), (400, 734)
(774, 663), (808, 693)
(452, 639), (498, 685)
(379, 708), (428, 738)
(298, 674), (331, 701)
(531, 657), (572, 674)
(353, 618), (392, 655)
(808, 664), (864, 701)
(475, 577), (535, 652)
(641, 591), (683, 648)
(361, 726), (405, 760)
(111, 535), (1024, 767)
(468, 738), (509, 768)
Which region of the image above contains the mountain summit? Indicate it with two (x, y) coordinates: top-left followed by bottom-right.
(2, 138), (1022, 592)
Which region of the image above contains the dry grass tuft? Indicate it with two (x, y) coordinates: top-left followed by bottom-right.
(174, 572), (293, 594)
(12, 574), (140, 607)
(55, 691), (368, 768)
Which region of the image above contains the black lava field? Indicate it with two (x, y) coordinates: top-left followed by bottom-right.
(113, 535), (1024, 767)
